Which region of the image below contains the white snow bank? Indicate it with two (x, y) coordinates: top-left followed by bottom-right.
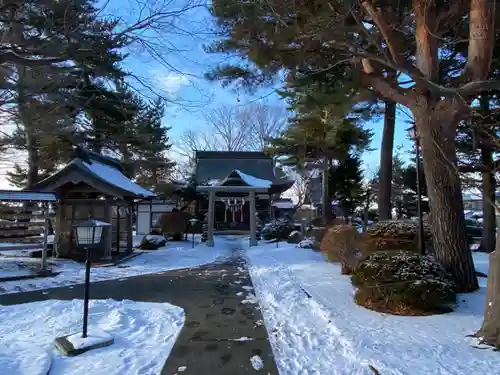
(0, 299), (184, 375)
(234, 170), (272, 188)
(0, 344), (51, 375)
(0, 241), (230, 295)
(245, 241), (500, 375)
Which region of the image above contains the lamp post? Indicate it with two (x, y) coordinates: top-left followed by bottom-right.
(73, 219), (112, 338)
(189, 218), (198, 248)
(407, 126), (425, 255)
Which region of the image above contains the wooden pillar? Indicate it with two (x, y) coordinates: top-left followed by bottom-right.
(249, 190), (257, 246)
(54, 202), (62, 258)
(41, 202), (49, 270)
(104, 200), (112, 260)
(127, 201), (133, 253)
(116, 206), (121, 253)
(149, 199), (153, 233)
(207, 191), (215, 247)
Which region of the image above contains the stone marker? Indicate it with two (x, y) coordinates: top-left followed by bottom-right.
(54, 333), (114, 357)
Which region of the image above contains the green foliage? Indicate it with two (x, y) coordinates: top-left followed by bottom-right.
(267, 89), (372, 171)
(261, 218), (295, 241)
(328, 155), (364, 216)
(0, 0), (133, 188)
(352, 251), (456, 315)
(133, 98), (176, 188)
(6, 164), (58, 189)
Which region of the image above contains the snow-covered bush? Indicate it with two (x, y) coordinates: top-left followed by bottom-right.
(364, 220), (433, 253)
(296, 237), (320, 250)
(352, 250), (456, 315)
(320, 224), (364, 274)
(261, 218), (294, 241)
(287, 230), (302, 244)
(139, 234), (167, 250)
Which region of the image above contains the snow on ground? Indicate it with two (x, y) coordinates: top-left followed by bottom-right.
(0, 344), (51, 375)
(0, 258), (40, 279)
(244, 241), (500, 375)
(0, 299), (184, 375)
(473, 251), (489, 275)
(0, 239), (231, 295)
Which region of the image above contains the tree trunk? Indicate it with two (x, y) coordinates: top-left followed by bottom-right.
(17, 66), (39, 189)
(322, 154), (332, 224)
(475, 222), (500, 347)
(479, 94), (496, 253)
(480, 144), (496, 253)
(415, 102), (479, 293)
(378, 101), (396, 220)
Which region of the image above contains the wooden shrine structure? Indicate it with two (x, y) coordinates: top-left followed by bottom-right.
(32, 147), (156, 259)
(194, 151), (294, 247)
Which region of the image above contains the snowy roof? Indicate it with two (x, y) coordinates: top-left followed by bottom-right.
(195, 151), (289, 185)
(0, 191), (57, 202)
(33, 147), (156, 199)
(234, 170), (272, 188)
(82, 160), (155, 198)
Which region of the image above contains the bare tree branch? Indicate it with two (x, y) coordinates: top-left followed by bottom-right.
(175, 101), (288, 173)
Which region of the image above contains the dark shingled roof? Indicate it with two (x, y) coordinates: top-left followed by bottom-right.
(32, 147), (155, 199)
(195, 151), (288, 184)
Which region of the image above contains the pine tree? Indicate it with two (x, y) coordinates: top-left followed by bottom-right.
(267, 69), (372, 222)
(328, 155), (364, 218)
(1, 0), (130, 188)
(133, 98), (176, 189)
(207, 0), (499, 293)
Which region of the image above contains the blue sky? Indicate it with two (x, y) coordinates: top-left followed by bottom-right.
(0, 0), (416, 190)
(114, 0), (415, 176)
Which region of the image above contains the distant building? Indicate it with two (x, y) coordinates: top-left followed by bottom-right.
(463, 192), (500, 211)
(194, 151), (294, 230)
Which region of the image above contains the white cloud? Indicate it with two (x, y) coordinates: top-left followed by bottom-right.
(152, 71), (190, 95)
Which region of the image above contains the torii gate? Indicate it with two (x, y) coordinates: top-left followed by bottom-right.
(196, 185), (264, 247)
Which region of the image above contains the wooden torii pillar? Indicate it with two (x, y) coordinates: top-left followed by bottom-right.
(197, 185), (262, 247)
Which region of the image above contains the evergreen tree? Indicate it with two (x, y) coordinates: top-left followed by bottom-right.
(133, 98), (176, 189)
(206, 0), (499, 293)
(0, 0), (130, 188)
(267, 69), (372, 222)
(328, 155), (364, 218)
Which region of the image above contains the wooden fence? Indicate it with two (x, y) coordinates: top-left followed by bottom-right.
(0, 205), (54, 250)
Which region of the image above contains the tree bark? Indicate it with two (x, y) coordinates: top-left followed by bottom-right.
(322, 154), (332, 224)
(415, 99), (479, 293)
(378, 101), (396, 220)
(475, 222), (500, 347)
(479, 94), (496, 253)
(17, 66), (39, 189)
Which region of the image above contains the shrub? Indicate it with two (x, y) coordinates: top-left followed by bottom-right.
(320, 224), (364, 274)
(139, 234), (167, 250)
(363, 220), (433, 254)
(352, 250), (456, 315)
(296, 237), (320, 250)
(261, 218), (294, 241)
(310, 217), (324, 226)
(287, 230), (302, 244)
(157, 211), (189, 239)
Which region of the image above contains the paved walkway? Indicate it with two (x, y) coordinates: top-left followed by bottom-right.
(0, 249), (279, 375)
